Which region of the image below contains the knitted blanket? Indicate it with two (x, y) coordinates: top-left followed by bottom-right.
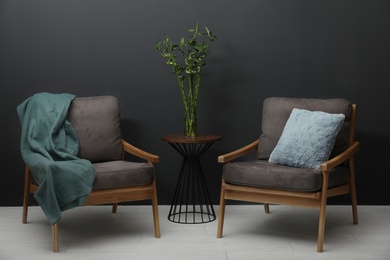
(17, 92), (96, 224)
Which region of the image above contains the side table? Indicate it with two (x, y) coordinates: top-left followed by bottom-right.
(162, 134), (221, 224)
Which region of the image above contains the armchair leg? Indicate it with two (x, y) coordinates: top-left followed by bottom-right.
(22, 191), (29, 224)
(112, 203), (118, 213)
(52, 223), (59, 253)
(22, 167), (31, 224)
(264, 203), (270, 214)
(349, 158), (358, 225)
(317, 173), (330, 253)
(152, 181), (161, 238)
(351, 191), (358, 225)
(317, 203), (326, 253)
(217, 182), (226, 238)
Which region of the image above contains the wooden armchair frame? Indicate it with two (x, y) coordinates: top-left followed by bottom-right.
(217, 104), (359, 253)
(22, 139), (161, 253)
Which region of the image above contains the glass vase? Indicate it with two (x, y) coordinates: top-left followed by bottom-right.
(184, 116), (197, 138)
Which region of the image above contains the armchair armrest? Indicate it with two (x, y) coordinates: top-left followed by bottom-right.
(320, 141), (360, 171)
(121, 139), (160, 164)
(218, 139), (259, 163)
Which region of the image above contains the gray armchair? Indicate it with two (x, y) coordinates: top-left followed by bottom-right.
(217, 97), (359, 252)
(21, 95), (160, 252)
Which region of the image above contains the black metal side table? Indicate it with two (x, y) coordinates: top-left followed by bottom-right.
(162, 134), (221, 224)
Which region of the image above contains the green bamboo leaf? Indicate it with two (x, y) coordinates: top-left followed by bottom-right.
(205, 27), (211, 37)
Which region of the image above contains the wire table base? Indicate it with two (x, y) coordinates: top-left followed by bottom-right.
(162, 134), (221, 224)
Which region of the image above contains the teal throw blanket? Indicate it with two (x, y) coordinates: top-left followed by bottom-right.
(17, 92), (96, 224)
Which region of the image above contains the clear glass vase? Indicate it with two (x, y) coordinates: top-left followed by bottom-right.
(184, 116), (197, 138)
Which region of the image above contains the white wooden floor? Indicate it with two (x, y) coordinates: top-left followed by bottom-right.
(0, 205), (389, 260)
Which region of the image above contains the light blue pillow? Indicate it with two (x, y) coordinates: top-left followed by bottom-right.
(268, 108), (345, 169)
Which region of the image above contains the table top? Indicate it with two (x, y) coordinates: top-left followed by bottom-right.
(162, 134), (221, 144)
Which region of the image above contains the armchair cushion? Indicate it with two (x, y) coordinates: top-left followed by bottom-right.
(92, 161), (154, 189)
(258, 97), (352, 160)
(268, 108), (345, 169)
(223, 160), (349, 192)
(67, 96), (123, 163)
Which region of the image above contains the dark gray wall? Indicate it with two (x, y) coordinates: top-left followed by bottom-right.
(1, 0), (389, 206)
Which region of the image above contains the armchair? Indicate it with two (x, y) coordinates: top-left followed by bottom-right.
(20, 95), (160, 252)
(217, 97), (359, 252)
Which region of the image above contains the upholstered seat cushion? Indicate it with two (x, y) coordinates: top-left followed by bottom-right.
(223, 160), (349, 192)
(92, 161), (154, 189)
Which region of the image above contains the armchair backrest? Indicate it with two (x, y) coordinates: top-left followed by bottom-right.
(67, 96), (123, 163)
(257, 97), (353, 160)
